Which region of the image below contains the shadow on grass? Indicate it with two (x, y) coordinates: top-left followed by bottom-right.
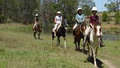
(75, 49), (88, 54)
(85, 57), (104, 68)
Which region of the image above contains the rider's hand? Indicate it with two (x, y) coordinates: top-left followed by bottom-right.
(90, 23), (93, 28)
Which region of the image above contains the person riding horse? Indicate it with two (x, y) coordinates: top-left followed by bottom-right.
(52, 11), (67, 47)
(83, 7), (105, 47)
(73, 8), (86, 50)
(73, 8), (85, 38)
(33, 14), (42, 39)
(33, 14), (40, 30)
(52, 11), (63, 37)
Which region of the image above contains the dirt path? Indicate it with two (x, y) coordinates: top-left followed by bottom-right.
(99, 58), (116, 68)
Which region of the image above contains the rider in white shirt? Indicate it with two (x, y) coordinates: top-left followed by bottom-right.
(53, 11), (63, 36)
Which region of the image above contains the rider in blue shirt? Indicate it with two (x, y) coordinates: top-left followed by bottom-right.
(73, 8), (85, 37)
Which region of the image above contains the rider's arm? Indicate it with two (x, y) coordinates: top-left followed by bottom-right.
(54, 16), (57, 24)
(60, 16), (63, 23)
(75, 14), (79, 23)
(89, 16), (94, 28)
(83, 14), (85, 22)
(34, 18), (37, 23)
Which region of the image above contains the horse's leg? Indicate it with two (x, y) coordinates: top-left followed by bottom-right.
(38, 31), (41, 39)
(74, 38), (78, 50)
(63, 37), (66, 48)
(52, 32), (55, 45)
(91, 46), (97, 67)
(87, 44), (90, 58)
(83, 37), (85, 51)
(33, 32), (36, 39)
(57, 37), (60, 46)
(95, 45), (99, 55)
(78, 39), (81, 51)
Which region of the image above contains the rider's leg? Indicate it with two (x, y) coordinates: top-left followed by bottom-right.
(33, 23), (37, 32)
(53, 24), (58, 36)
(83, 26), (92, 46)
(73, 23), (77, 37)
(100, 32), (105, 47)
(57, 23), (61, 31)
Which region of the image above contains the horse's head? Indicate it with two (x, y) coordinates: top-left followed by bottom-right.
(94, 24), (101, 38)
(61, 19), (68, 27)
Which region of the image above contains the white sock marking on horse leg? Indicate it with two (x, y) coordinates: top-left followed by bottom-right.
(92, 46), (97, 67)
(64, 40), (66, 48)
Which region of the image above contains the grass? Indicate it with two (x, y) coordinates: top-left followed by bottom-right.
(0, 23), (120, 68)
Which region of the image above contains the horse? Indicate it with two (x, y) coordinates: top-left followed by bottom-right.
(73, 23), (86, 51)
(86, 24), (102, 67)
(33, 24), (42, 39)
(52, 19), (67, 48)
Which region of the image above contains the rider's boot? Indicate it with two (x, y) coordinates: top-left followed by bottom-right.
(100, 37), (105, 47)
(73, 30), (76, 39)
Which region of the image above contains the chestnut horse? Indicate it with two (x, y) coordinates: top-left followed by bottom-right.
(33, 24), (42, 39)
(73, 23), (86, 51)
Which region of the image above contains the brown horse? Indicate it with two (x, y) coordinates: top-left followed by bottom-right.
(33, 24), (42, 39)
(73, 23), (86, 51)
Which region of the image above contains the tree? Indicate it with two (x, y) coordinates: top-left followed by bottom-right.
(115, 11), (120, 24)
(82, 5), (91, 16)
(102, 12), (108, 22)
(104, 0), (120, 12)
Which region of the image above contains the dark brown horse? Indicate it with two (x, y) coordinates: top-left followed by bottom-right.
(73, 23), (86, 51)
(52, 20), (67, 48)
(33, 24), (42, 39)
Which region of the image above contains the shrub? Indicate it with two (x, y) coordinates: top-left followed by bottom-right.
(102, 12), (108, 22)
(115, 11), (120, 24)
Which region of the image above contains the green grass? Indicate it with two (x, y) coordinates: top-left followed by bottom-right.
(0, 23), (120, 68)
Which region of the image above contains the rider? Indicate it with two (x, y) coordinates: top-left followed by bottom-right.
(33, 13), (40, 31)
(53, 11), (63, 36)
(83, 7), (105, 47)
(73, 8), (85, 37)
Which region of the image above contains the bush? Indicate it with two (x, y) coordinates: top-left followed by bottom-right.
(0, 15), (5, 23)
(115, 11), (120, 24)
(7, 19), (12, 23)
(102, 12), (108, 22)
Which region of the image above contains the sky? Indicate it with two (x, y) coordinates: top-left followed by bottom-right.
(94, 0), (108, 12)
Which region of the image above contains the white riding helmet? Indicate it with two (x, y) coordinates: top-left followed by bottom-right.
(77, 8), (82, 11)
(35, 14), (38, 16)
(57, 11), (61, 14)
(92, 7), (97, 11)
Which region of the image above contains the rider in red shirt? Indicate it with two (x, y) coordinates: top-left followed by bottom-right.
(89, 15), (100, 26)
(83, 7), (105, 47)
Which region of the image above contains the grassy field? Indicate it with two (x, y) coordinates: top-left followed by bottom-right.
(0, 23), (120, 68)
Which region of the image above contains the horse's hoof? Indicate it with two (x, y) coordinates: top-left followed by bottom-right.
(94, 64), (97, 67)
(75, 48), (78, 51)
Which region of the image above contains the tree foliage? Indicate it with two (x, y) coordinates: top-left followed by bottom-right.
(115, 11), (120, 24)
(0, 0), (39, 24)
(0, 0), (95, 26)
(102, 12), (108, 22)
(104, 0), (120, 12)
